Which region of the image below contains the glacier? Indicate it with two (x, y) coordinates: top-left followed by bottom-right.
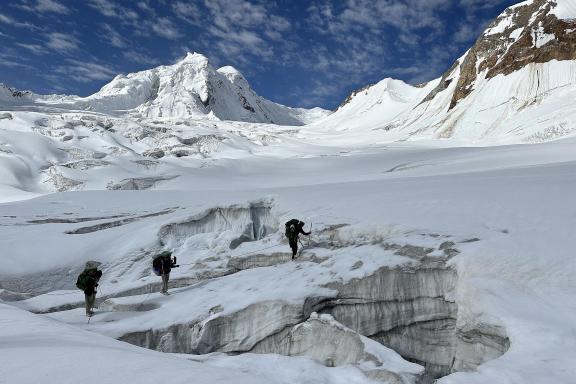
(1, 1), (576, 384)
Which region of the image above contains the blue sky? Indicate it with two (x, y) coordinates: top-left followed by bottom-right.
(0, 0), (519, 109)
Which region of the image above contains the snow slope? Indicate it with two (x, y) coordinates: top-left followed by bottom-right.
(315, 78), (439, 136)
(0, 303), (387, 384)
(2, 137), (576, 383)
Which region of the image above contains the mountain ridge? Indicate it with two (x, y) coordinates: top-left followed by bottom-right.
(0, 52), (330, 126)
(2, 0), (576, 142)
(318, 0), (576, 144)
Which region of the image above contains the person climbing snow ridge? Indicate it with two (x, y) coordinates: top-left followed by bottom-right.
(153, 251), (178, 295)
(76, 261), (103, 318)
(285, 219), (311, 259)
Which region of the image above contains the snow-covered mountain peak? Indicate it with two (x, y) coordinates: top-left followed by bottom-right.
(179, 51), (210, 65)
(0, 83), (33, 103)
(377, 78), (421, 99)
(217, 65), (249, 87)
(337, 77), (424, 112)
(91, 54), (331, 124)
(311, 0), (576, 144)
(0, 52), (330, 125)
(217, 65), (242, 76)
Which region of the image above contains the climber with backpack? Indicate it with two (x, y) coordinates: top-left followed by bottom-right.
(152, 251), (178, 295)
(76, 261), (103, 317)
(285, 219), (311, 259)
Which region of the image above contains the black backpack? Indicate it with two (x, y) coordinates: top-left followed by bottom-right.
(153, 251), (172, 276)
(285, 219), (301, 239)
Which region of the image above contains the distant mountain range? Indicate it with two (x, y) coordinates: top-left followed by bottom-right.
(1, 0), (575, 143)
(0, 52), (330, 126)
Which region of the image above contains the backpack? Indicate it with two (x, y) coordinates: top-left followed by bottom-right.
(153, 251), (172, 276)
(285, 219), (300, 239)
(76, 271), (90, 291)
(76, 269), (101, 292)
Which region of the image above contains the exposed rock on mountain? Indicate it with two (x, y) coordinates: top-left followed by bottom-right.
(447, 0), (576, 109)
(0, 83), (32, 102)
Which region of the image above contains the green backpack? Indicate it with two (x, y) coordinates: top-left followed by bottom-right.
(76, 271), (90, 291)
(76, 269), (97, 291)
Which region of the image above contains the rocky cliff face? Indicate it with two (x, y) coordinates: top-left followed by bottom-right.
(445, 0), (576, 109)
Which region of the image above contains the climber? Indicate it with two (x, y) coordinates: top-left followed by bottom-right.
(152, 251), (178, 295)
(76, 261), (103, 317)
(285, 219), (311, 259)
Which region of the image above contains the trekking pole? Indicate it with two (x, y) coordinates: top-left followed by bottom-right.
(308, 222), (312, 247)
(298, 238), (305, 257)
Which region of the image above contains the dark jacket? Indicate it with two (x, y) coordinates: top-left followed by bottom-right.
(160, 256), (173, 274)
(153, 253), (175, 275)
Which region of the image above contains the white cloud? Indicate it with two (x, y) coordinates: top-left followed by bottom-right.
(151, 17), (182, 39)
(36, 0), (70, 15)
(0, 14), (13, 24)
(88, 0), (138, 20)
(185, 0), (291, 63)
(16, 42), (48, 55)
(101, 24), (127, 48)
(459, 0), (506, 10)
(123, 50), (159, 65)
(45, 32), (79, 51)
(205, 0), (268, 30)
(309, 0), (451, 37)
(137, 1), (156, 15)
(0, 13), (37, 29)
(55, 59), (116, 83)
(172, 1), (200, 23)
(0, 50), (35, 70)
(13, 0), (71, 15)
(288, 79), (343, 108)
(453, 23), (477, 43)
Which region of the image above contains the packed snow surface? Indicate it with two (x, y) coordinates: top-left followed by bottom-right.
(0, 303), (386, 384)
(1, 126), (576, 383)
(550, 0), (576, 19)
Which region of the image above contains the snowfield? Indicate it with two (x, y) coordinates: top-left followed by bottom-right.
(0, 303), (388, 384)
(2, 1), (576, 383)
(1, 132), (576, 383)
